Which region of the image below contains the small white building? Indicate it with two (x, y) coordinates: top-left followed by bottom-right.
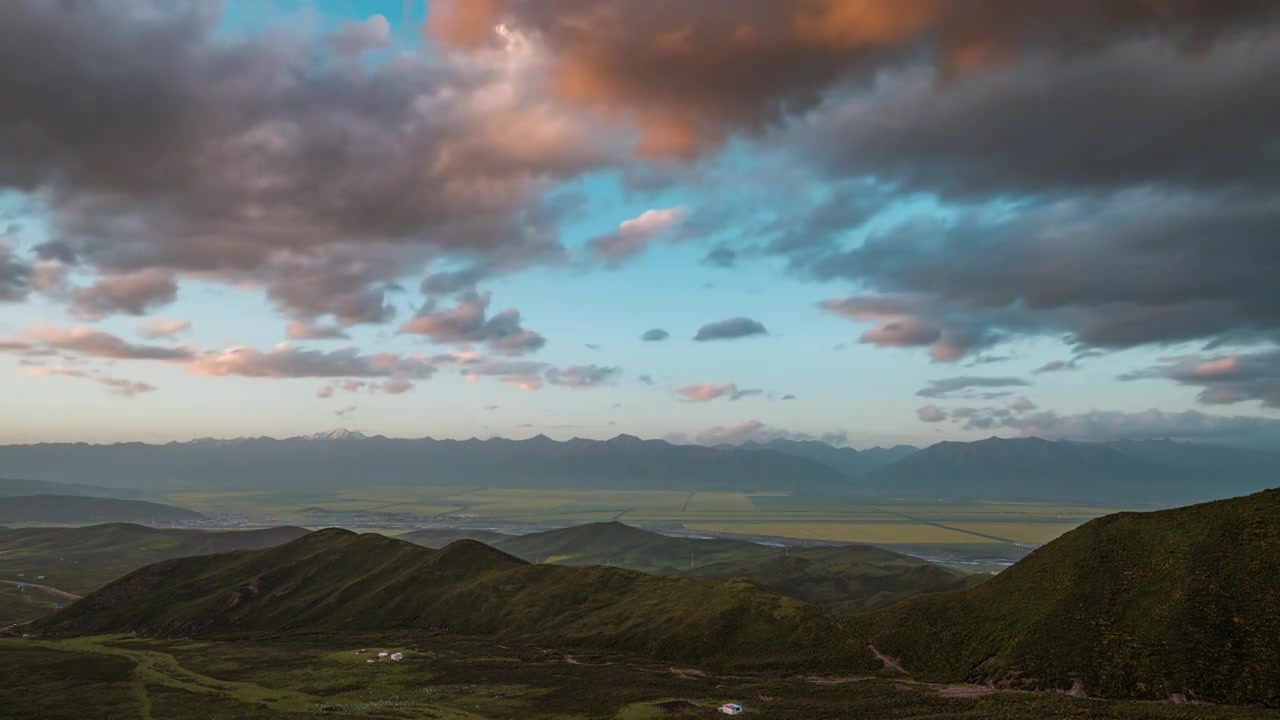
(718, 703), (743, 715)
(390, 653), (403, 661)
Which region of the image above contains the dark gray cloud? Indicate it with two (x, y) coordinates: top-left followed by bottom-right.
(814, 190), (1280, 358)
(694, 317), (768, 342)
(328, 14), (391, 57)
(781, 394), (796, 401)
(0, 243), (31, 302)
(638, 374), (654, 385)
(805, 34), (1280, 198)
(0, 1), (614, 323)
(400, 291), (546, 356)
(432, 0), (1271, 158)
(640, 328), (670, 342)
(916, 376), (1030, 399)
(1120, 351), (1280, 410)
(545, 364), (621, 389)
(701, 246), (738, 268)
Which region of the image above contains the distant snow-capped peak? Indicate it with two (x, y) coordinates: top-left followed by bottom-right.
(308, 428), (367, 441)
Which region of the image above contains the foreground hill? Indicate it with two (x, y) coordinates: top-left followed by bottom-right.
(864, 436), (1219, 504)
(0, 476), (140, 499)
(680, 544), (981, 613)
(0, 495), (203, 525)
(851, 488), (1280, 706)
(39, 530), (867, 670)
(0, 433), (855, 494)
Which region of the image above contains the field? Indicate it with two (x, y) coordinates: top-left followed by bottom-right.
(3, 634), (1277, 720)
(152, 487), (1121, 554)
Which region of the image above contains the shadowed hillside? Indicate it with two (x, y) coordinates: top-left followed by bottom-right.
(39, 530), (871, 671)
(680, 544), (982, 613)
(850, 488), (1280, 706)
(0, 495), (202, 524)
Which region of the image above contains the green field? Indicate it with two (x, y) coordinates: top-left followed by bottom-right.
(154, 487), (1117, 549)
(3, 634), (1277, 720)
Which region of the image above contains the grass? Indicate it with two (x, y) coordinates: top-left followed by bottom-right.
(684, 522), (1004, 544)
(851, 488), (1280, 706)
(3, 634), (1278, 719)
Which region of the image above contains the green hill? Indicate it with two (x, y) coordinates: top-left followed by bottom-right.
(680, 544), (981, 613)
(397, 527), (516, 548)
(0, 495), (202, 525)
(488, 521), (778, 571)
(38, 530), (869, 671)
(850, 487), (1280, 706)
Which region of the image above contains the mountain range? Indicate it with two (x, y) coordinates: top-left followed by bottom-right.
(1, 431), (1277, 504)
(32, 489), (1280, 706)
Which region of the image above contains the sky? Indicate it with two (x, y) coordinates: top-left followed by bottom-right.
(1, 0), (1279, 448)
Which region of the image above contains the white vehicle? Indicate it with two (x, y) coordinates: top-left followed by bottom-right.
(719, 703), (743, 715)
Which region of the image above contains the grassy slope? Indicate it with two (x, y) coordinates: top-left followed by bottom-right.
(0, 495), (203, 524)
(0, 476), (140, 499)
(39, 530), (871, 671)
(680, 544), (977, 613)
(850, 487), (1280, 706)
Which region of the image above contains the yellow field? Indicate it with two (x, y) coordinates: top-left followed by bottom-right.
(684, 492), (758, 512)
(944, 522), (1085, 543)
(684, 523), (1003, 544)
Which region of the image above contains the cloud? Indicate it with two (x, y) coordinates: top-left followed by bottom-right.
(694, 317), (768, 342)
(335, 405), (358, 419)
(1120, 351), (1280, 410)
(638, 374), (654, 385)
(781, 394), (796, 400)
(0, 242), (31, 302)
(677, 383), (764, 403)
(429, 0), (1264, 158)
(0, 2), (616, 324)
(1034, 360), (1080, 374)
(69, 269), (178, 320)
(400, 291), (546, 356)
(701, 246), (738, 269)
(545, 364), (621, 389)
(24, 325), (194, 361)
(640, 328), (669, 342)
(587, 207), (684, 261)
(668, 420), (847, 447)
(187, 345), (435, 380)
(916, 376), (1030, 399)
(999, 408), (1280, 449)
(286, 321), (350, 341)
(24, 366), (156, 398)
(137, 319), (191, 341)
(446, 355), (550, 391)
(916, 405), (947, 423)
(811, 189), (1280, 358)
(329, 14), (391, 57)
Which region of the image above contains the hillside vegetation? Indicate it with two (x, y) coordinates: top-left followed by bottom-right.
(680, 544), (981, 613)
(0, 495), (203, 525)
(39, 530), (871, 671)
(850, 487), (1280, 706)
(489, 521), (779, 571)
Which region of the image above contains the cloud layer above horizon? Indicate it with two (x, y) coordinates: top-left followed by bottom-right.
(2, 0), (1279, 449)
